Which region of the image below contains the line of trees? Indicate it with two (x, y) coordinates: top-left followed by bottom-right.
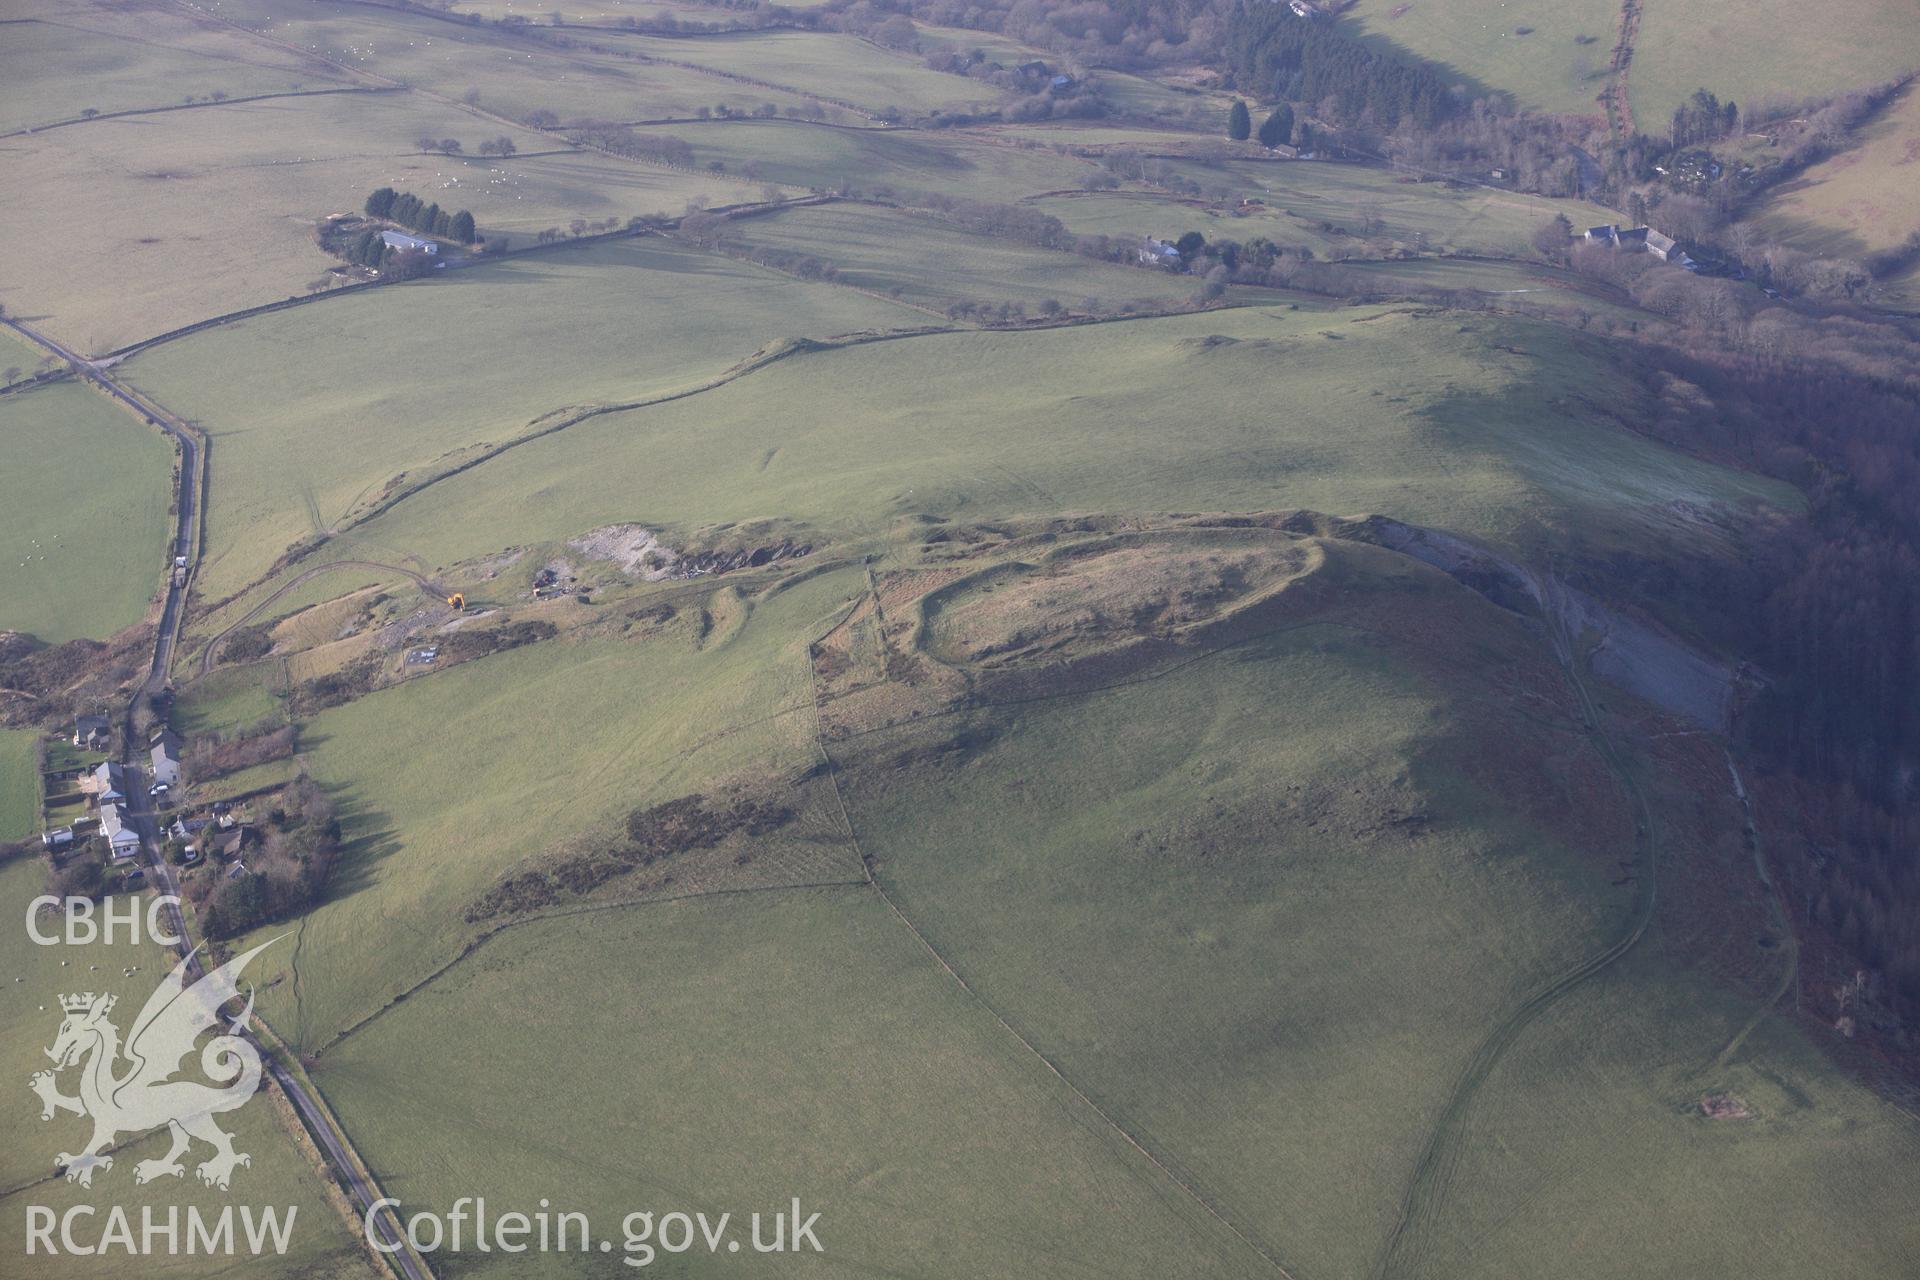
(364, 187), (478, 245)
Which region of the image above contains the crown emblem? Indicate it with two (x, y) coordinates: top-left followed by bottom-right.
(60, 992), (113, 1015)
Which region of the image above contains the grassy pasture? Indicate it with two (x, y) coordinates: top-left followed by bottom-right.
(318, 889), (1269, 1278)
(0, 5), (358, 134)
(1089, 68), (1234, 126)
(118, 235), (920, 599)
(815, 539), (1920, 1278)
(1342, 0), (1619, 116)
(349, 305), (1792, 576)
(0, 90), (763, 353)
(599, 29), (1011, 117)
(713, 201), (1205, 312)
(1630, 0), (1920, 127)
(237, 565), (865, 1049)
(176, 661), (289, 738)
(225, 0), (852, 122)
(642, 117), (1105, 198)
(0, 379), (172, 645)
(829, 561), (1630, 1277)
(1750, 82), (1920, 264)
(1404, 938), (1920, 1278)
(0, 731), (37, 840)
(0, 857), (374, 1277)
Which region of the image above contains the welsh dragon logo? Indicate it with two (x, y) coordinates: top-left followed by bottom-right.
(29, 939), (280, 1191)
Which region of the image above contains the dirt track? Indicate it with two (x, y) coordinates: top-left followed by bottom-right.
(195, 558), (438, 678)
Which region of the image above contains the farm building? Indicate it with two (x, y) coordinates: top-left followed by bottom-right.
(1644, 229), (1694, 266)
(41, 826), (74, 851)
(73, 714), (110, 749)
(149, 730), (182, 789)
(98, 803), (141, 861)
(1140, 236), (1181, 265)
(89, 760), (127, 805)
(1580, 224), (1695, 269)
(381, 230), (438, 255)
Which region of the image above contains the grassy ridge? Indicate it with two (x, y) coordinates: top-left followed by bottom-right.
(0, 380), (172, 645)
(833, 563), (1628, 1277)
(348, 305), (1793, 574)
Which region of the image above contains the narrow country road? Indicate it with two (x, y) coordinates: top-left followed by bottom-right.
(3, 316), (435, 1280)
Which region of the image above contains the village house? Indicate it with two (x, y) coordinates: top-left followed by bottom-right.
(149, 729), (183, 790)
(208, 825), (251, 862)
(73, 714), (110, 750)
(98, 803), (141, 862)
(88, 760), (127, 806)
(381, 229), (438, 255)
(40, 826), (74, 852)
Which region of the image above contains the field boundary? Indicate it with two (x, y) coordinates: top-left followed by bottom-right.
(310, 880), (869, 1056)
(1, 85), (400, 140)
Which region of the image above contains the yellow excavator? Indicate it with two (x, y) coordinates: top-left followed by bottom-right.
(446, 592), (464, 611)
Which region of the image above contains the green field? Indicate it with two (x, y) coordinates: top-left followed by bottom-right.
(643, 117), (1106, 199)
(119, 235), (921, 600)
(320, 889), (1266, 1278)
(0, 379), (172, 644)
(220, 0), (861, 122)
(0, 3), (359, 135)
(713, 201), (1209, 312)
(0, 88), (769, 353)
(176, 661), (290, 738)
(1344, 0), (1619, 116)
(0, 858), (373, 1277)
(0, 732), (38, 840)
(233, 565), (865, 1048)
(601, 29), (1011, 117)
(343, 305), (1792, 579)
(1630, 0), (1920, 127)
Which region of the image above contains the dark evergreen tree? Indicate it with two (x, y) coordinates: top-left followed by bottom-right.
(1227, 99), (1251, 141)
(1258, 103), (1294, 148)
(364, 187), (396, 219)
(450, 210), (476, 244)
